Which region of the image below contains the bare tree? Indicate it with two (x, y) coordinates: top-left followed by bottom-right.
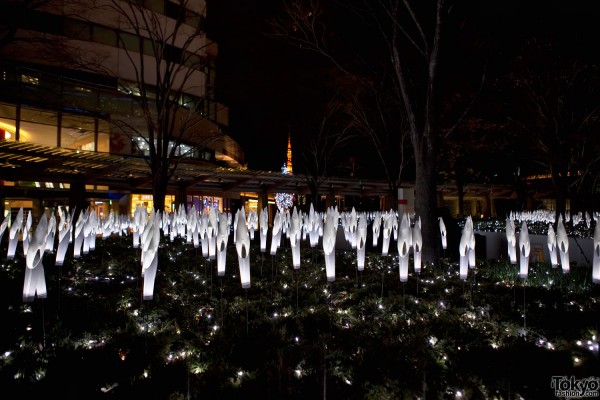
(298, 91), (358, 207)
(95, 0), (225, 212)
(341, 74), (412, 206)
(439, 116), (516, 218)
(509, 42), (600, 221)
(270, 0), (483, 264)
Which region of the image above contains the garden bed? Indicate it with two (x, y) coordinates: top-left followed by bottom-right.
(1, 235), (599, 399)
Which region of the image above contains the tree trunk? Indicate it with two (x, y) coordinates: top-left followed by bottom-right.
(414, 149), (440, 266)
(152, 170), (168, 213)
(388, 180), (399, 211)
(309, 180), (320, 211)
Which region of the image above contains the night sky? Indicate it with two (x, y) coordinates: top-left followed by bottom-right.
(207, 0), (327, 172)
(206, 0), (600, 175)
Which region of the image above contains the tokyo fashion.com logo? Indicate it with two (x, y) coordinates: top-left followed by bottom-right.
(551, 376), (600, 398)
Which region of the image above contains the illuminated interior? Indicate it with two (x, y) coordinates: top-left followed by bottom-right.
(130, 194), (175, 216)
(189, 195), (223, 214)
(0, 121), (29, 141)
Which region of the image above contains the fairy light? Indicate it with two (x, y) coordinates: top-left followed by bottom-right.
(275, 134), (295, 211)
(275, 165), (294, 212)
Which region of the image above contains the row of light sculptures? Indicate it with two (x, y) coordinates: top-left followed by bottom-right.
(503, 213), (600, 282)
(508, 209), (597, 230)
(1, 205), (599, 303)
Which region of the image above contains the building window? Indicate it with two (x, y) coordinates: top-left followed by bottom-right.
(64, 19), (92, 41)
(20, 107), (58, 146)
(61, 114), (96, 151)
(0, 103), (17, 141)
(93, 25), (118, 47)
(21, 74), (39, 86)
(98, 120), (111, 153)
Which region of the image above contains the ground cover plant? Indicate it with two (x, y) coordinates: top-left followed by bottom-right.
(1, 227), (599, 399)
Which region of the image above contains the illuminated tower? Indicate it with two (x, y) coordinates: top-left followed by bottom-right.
(286, 132), (293, 174)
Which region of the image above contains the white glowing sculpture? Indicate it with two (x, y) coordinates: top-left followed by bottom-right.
(282, 209), (291, 239)
(121, 213), (131, 237)
(270, 210), (283, 256)
(247, 210), (258, 240)
(45, 212), (56, 253)
(289, 207), (302, 269)
(392, 211), (399, 241)
(585, 212), (592, 229)
(22, 210), (32, 257)
(556, 216), (570, 273)
(73, 208), (87, 258)
(186, 205), (197, 245)
(161, 211), (170, 238)
(232, 208), (239, 245)
(55, 208), (71, 266)
(547, 224), (559, 268)
(518, 221), (531, 279)
(83, 209), (97, 254)
(301, 211), (309, 241)
(82, 209), (92, 254)
(466, 216), (476, 268)
(356, 212), (368, 271)
(506, 218), (517, 264)
(412, 216), (423, 274)
(207, 207), (218, 260)
(347, 207), (358, 249)
(142, 210), (160, 300)
(593, 218), (600, 284)
(177, 203), (187, 238)
(397, 213), (412, 283)
(459, 217), (474, 280)
(439, 217), (447, 250)
(102, 210), (114, 240)
(140, 210), (152, 267)
(316, 212), (324, 242)
(199, 211), (209, 258)
(259, 206), (269, 252)
(381, 210), (396, 256)
(372, 212), (382, 247)
(216, 211), (229, 277)
(227, 211), (233, 233)
(69, 209), (76, 243)
(322, 207), (338, 282)
(6, 207), (23, 260)
(235, 209), (252, 288)
(308, 203), (321, 248)
(23, 213), (48, 302)
(169, 210), (177, 242)
(132, 205), (143, 248)
(0, 212), (9, 245)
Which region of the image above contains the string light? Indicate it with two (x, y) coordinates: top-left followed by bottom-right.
(275, 134), (295, 211)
